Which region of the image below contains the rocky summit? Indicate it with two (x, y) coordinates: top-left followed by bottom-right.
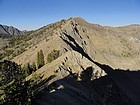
(1, 17), (140, 105)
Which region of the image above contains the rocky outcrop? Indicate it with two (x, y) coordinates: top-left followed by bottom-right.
(32, 53), (135, 105)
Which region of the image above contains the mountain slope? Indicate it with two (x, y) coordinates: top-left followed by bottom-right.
(4, 17), (140, 105)
(13, 17), (140, 69)
(0, 24), (24, 37)
(31, 51), (136, 105)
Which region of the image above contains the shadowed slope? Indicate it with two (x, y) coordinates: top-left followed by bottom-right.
(33, 61), (140, 105)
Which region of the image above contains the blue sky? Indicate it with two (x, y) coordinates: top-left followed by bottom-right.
(0, 0), (140, 30)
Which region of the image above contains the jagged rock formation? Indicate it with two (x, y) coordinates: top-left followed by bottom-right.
(0, 24), (24, 37)
(4, 17), (140, 105)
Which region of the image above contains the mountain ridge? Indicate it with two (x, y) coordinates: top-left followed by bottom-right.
(1, 17), (140, 105)
(0, 24), (24, 37)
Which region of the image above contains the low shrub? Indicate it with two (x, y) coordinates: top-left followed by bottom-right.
(47, 50), (60, 63)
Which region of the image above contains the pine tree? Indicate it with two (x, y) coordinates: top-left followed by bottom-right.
(0, 60), (32, 104)
(22, 62), (37, 76)
(22, 63), (30, 76)
(37, 50), (45, 69)
(37, 51), (40, 69)
(31, 62), (36, 72)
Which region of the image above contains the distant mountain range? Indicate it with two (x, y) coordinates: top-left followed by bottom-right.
(0, 24), (24, 37)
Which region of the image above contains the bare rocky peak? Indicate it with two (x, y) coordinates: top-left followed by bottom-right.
(0, 24), (24, 36)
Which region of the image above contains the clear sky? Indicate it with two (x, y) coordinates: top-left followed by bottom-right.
(0, 0), (140, 30)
